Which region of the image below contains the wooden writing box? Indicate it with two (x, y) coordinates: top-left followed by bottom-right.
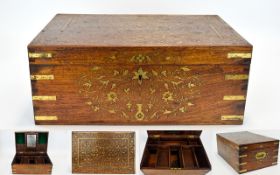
(217, 131), (279, 174)
(28, 14), (252, 125)
(72, 131), (135, 174)
(12, 132), (52, 174)
(141, 131), (211, 175)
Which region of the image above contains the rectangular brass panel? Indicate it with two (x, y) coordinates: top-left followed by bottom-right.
(32, 96), (56, 101)
(228, 53), (252, 59)
(29, 52), (52, 58)
(221, 115), (244, 121)
(223, 95), (246, 101)
(30, 75), (54, 80)
(225, 74), (249, 80)
(35, 116), (58, 121)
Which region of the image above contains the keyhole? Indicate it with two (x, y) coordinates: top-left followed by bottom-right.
(138, 75), (142, 81)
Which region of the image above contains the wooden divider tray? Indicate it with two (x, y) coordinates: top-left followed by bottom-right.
(141, 131), (211, 175)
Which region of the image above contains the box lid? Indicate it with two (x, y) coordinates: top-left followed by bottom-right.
(15, 132), (49, 153)
(217, 131), (278, 146)
(28, 14), (252, 65)
(72, 131), (135, 174)
(148, 130), (202, 139)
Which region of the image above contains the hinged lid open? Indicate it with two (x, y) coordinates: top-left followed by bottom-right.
(15, 132), (49, 154)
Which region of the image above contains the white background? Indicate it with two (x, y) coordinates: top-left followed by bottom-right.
(0, 0), (280, 174)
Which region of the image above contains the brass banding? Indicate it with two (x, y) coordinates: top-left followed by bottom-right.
(225, 74), (249, 80)
(31, 75), (54, 80)
(35, 116), (58, 121)
(221, 115), (244, 121)
(223, 95), (246, 101)
(32, 96), (56, 101)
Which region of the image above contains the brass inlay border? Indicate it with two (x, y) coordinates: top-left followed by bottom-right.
(32, 96), (56, 101)
(272, 162), (278, 165)
(221, 115), (244, 121)
(228, 53), (252, 59)
(35, 116), (58, 121)
(223, 95), (246, 101)
(29, 52), (52, 58)
(30, 75), (54, 80)
(225, 74), (249, 80)
(239, 154), (248, 158)
(239, 169), (247, 173)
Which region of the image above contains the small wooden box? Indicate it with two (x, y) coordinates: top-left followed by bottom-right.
(29, 14), (252, 125)
(140, 131), (211, 175)
(12, 132), (52, 174)
(217, 131), (279, 174)
(72, 131), (135, 174)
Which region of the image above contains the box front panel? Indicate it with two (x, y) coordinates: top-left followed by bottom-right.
(30, 63), (249, 124)
(12, 164), (52, 174)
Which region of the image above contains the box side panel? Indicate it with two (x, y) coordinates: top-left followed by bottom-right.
(217, 135), (239, 172)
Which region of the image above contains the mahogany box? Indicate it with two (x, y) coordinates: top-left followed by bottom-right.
(28, 14), (252, 125)
(217, 131), (279, 174)
(72, 131), (135, 174)
(140, 130), (211, 175)
(12, 132), (52, 174)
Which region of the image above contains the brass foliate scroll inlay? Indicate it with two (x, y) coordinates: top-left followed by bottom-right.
(29, 52), (52, 58)
(35, 116), (58, 121)
(223, 95), (246, 101)
(225, 74), (249, 80)
(221, 115), (244, 121)
(30, 75), (54, 80)
(255, 151), (267, 160)
(78, 59), (201, 121)
(32, 96), (56, 101)
(228, 53), (252, 59)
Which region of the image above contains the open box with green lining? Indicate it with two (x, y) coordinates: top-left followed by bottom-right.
(12, 132), (52, 174)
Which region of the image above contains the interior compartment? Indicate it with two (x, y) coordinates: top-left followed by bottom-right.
(141, 134), (210, 170)
(156, 148), (169, 167)
(142, 147), (157, 167)
(170, 147), (182, 168)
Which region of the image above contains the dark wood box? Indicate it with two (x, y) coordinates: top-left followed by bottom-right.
(12, 132), (52, 174)
(140, 130), (211, 175)
(217, 131), (279, 174)
(28, 14), (252, 125)
(72, 131), (135, 174)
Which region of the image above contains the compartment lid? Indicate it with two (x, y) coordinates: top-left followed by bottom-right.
(28, 14), (252, 65)
(72, 131), (135, 174)
(217, 131), (279, 147)
(148, 130), (202, 139)
(15, 132), (49, 153)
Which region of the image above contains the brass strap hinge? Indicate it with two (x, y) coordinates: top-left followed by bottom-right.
(221, 115), (244, 121)
(239, 169), (248, 173)
(35, 116), (58, 121)
(223, 95), (246, 101)
(228, 53), (252, 59)
(30, 75), (54, 80)
(225, 74), (249, 80)
(29, 52), (52, 58)
(239, 154), (248, 158)
(32, 96), (56, 101)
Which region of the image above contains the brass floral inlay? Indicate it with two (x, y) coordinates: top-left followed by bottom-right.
(107, 92), (118, 102)
(78, 57), (201, 121)
(162, 91), (174, 102)
(132, 67), (149, 85)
